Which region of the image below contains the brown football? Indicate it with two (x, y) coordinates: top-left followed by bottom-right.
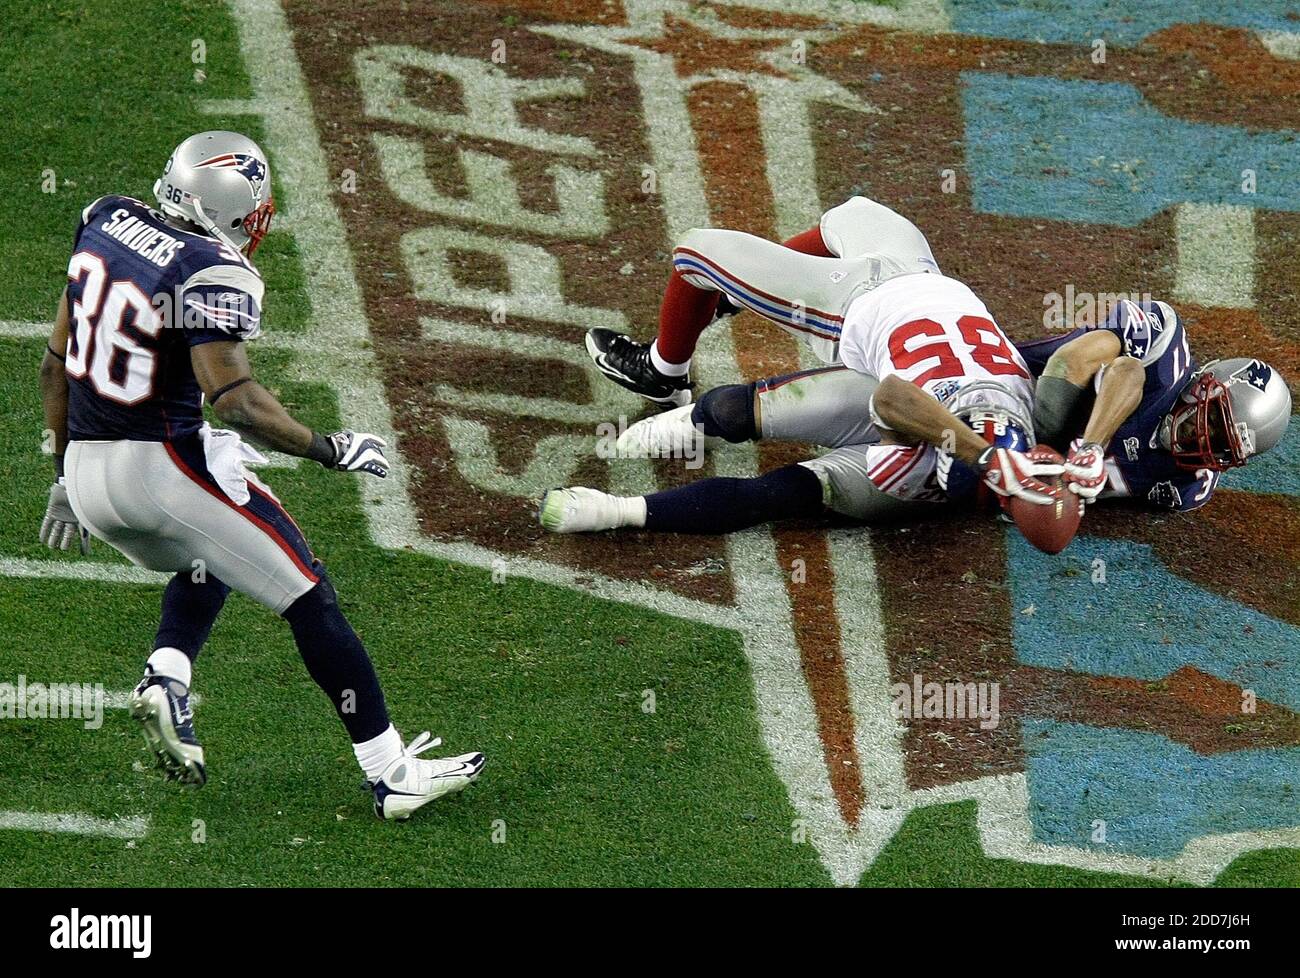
(1002, 447), (1084, 554)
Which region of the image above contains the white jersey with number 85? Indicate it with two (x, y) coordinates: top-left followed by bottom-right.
(839, 272), (1034, 419)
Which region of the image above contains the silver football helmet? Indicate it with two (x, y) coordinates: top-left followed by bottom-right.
(1160, 357), (1291, 470)
(153, 131), (275, 255)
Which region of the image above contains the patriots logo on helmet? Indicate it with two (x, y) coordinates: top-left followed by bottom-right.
(1231, 359), (1273, 393)
(195, 153), (267, 198)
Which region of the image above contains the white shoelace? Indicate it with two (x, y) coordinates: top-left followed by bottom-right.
(404, 732), (443, 757)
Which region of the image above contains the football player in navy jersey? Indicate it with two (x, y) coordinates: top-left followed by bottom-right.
(37, 131), (482, 818)
(1018, 299), (1292, 511)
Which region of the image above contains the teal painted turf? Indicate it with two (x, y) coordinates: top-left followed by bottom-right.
(0, 0), (1289, 886)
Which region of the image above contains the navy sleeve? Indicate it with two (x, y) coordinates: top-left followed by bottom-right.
(174, 255), (265, 343)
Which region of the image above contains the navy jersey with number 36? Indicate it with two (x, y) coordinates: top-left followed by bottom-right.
(64, 195), (264, 442)
(1017, 300), (1219, 511)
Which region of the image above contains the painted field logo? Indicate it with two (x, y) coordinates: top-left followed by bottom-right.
(275, 0), (1300, 883)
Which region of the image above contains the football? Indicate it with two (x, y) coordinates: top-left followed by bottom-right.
(1003, 447), (1084, 554)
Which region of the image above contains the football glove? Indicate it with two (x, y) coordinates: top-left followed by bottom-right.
(1063, 439), (1107, 502)
(327, 430), (389, 478)
(976, 445), (1064, 506)
(40, 479), (90, 554)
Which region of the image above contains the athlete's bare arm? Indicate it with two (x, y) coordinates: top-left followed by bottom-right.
(39, 289), (71, 469)
(1041, 330), (1122, 385)
(1079, 355), (1145, 447)
(191, 340), (330, 460)
(1042, 330), (1144, 446)
(871, 374), (991, 464)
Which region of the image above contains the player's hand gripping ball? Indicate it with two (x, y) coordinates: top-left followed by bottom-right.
(1002, 446), (1083, 554)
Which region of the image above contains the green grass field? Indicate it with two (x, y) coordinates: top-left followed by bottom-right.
(0, 0), (1294, 887)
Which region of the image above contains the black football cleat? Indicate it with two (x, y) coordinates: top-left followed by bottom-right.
(585, 328), (693, 407)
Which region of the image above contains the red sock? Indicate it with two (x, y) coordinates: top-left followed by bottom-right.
(781, 225), (834, 257)
(653, 226), (832, 367)
(654, 269), (719, 367)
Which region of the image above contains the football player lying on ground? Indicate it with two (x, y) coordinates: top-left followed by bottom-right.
(37, 131), (483, 818)
(546, 199), (1291, 533)
(1016, 299), (1290, 509)
(543, 197), (1068, 534)
(558, 297), (1293, 531)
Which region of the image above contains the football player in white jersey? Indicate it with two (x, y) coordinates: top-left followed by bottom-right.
(545, 198), (1060, 534)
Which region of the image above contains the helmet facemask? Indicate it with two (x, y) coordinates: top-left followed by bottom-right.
(935, 381), (1035, 504)
(1166, 372), (1249, 471)
(241, 196), (276, 256)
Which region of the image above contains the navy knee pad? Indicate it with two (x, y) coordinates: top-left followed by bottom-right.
(692, 383), (757, 442)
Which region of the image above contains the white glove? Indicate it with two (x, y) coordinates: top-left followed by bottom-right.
(327, 430), (389, 478)
(1063, 439), (1107, 502)
(40, 479), (90, 554)
(977, 446), (1064, 506)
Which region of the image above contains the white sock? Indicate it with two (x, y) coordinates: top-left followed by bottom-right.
(621, 496), (648, 528)
(650, 340), (690, 377)
(354, 724), (404, 781)
(146, 647), (192, 688)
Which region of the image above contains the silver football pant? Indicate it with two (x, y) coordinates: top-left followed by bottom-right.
(65, 439), (319, 613)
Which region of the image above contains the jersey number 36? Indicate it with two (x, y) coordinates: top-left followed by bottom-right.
(65, 250), (164, 404)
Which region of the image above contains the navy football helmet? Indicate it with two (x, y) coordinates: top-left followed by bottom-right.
(935, 380), (1035, 502)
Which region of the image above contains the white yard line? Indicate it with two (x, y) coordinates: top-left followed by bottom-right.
(0, 557), (169, 585)
(915, 774), (1300, 886)
(0, 319), (48, 338)
(102, 689), (202, 710)
(0, 810), (148, 840)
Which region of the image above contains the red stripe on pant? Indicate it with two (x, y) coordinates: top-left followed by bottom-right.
(163, 442), (320, 585)
(869, 447), (920, 492)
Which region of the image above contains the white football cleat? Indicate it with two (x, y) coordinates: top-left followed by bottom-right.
(370, 732), (485, 821)
(129, 673), (206, 786)
(615, 404), (719, 459)
(539, 486), (638, 533)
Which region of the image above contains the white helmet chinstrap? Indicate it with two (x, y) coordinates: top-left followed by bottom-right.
(153, 131), (275, 256)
